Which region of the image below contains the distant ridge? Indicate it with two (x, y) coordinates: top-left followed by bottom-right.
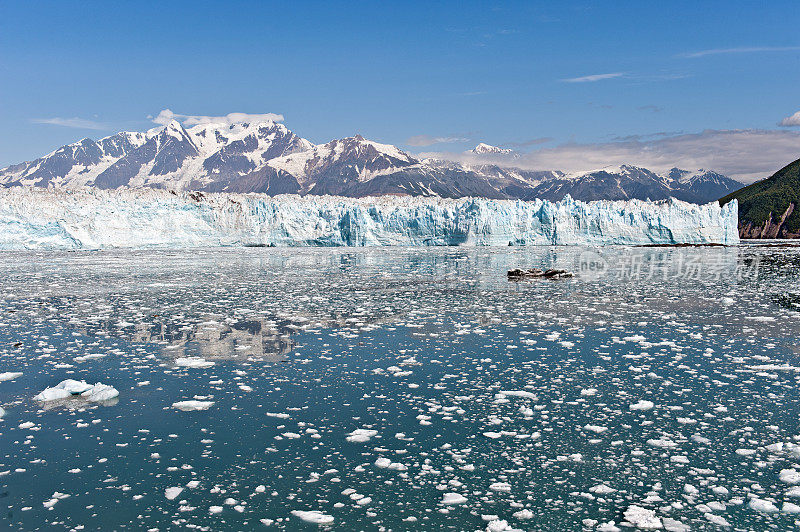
(1, 119), (744, 204)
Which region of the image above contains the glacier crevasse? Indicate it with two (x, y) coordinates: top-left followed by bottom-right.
(0, 188), (739, 249)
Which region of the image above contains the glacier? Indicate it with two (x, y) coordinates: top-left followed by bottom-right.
(0, 187), (739, 249)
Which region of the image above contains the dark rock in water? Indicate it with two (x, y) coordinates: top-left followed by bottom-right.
(507, 268), (541, 279)
(507, 268), (573, 280)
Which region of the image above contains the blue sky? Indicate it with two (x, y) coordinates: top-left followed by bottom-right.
(2, 1), (800, 179)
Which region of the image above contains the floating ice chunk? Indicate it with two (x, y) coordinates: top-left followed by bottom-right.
(597, 522), (621, 532)
(779, 468), (800, 484)
(647, 438), (677, 449)
(783, 502), (800, 514)
(0, 407), (4, 418)
(584, 424), (608, 434)
(630, 400), (655, 411)
(748, 498), (778, 512)
(34, 380), (119, 403)
(346, 428), (378, 443)
(704, 513), (730, 527)
(489, 482), (512, 492)
(175, 357), (215, 368)
(374, 457), (392, 469)
(486, 519), (522, 531)
(441, 492), (467, 505)
(497, 390), (537, 400)
(662, 518), (690, 532)
(74, 353), (106, 363)
(85, 383), (119, 402)
(209, 506), (223, 514)
(512, 509), (534, 519)
(711, 486), (729, 496)
(623, 335), (647, 342)
(43, 492), (70, 509)
(172, 400), (215, 411)
(290, 510), (334, 524)
(165, 487), (184, 500)
(0, 372), (22, 382)
(623, 505), (662, 529)
(34, 380), (87, 401)
(589, 484), (616, 494)
(766, 442), (784, 453)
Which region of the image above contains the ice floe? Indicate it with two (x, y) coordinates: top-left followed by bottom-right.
(171, 400), (215, 412)
(34, 380), (119, 403)
(290, 509), (334, 524)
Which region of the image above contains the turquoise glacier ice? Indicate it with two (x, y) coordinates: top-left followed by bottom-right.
(0, 188), (739, 249)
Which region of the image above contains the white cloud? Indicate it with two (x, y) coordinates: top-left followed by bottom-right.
(31, 117), (108, 130)
(561, 72), (625, 83)
(151, 109), (284, 126)
(680, 46), (800, 58)
(418, 129), (800, 183)
(779, 111), (800, 127)
(405, 134), (470, 147)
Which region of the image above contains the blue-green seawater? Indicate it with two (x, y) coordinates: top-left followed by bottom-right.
(0, 245), (799, 531)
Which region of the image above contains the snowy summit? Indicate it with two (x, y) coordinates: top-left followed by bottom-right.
(469, 143), (514, 155)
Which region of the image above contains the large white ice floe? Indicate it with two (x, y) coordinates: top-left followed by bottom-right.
(0, 187), (738, 249)
(34, 379), (119, 403)
(174, 357), (215, 369)
(623, 505), (663, 529)
(172, 400), (215, 412)
(290, 510), (335, 524)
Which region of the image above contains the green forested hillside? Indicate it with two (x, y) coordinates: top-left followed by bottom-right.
(719, 157), (800, 237)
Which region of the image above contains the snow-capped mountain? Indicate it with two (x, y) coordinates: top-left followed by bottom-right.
(663, 168), (743, 205)
(0, 120), (744, 203)
(469, 143), (514, 155)
(3, 119), (312, 192)
(526, 165), (744, 204)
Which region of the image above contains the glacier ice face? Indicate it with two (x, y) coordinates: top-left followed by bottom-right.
(0, 187), (738, 249)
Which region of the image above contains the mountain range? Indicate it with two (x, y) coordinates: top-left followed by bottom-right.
(0, 120), (744, 204)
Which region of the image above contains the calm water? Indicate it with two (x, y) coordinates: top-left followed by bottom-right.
(1, 245), (799, 531)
